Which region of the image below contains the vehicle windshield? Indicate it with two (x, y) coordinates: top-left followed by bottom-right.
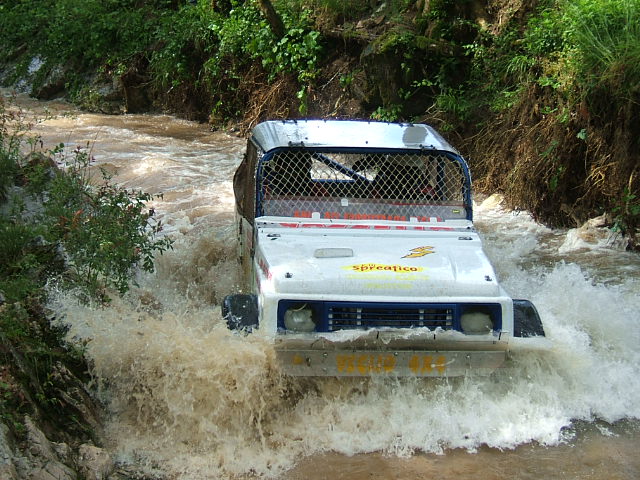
(257, 150), (471, 222)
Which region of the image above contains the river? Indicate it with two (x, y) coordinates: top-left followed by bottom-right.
(6, 91), (640, 479)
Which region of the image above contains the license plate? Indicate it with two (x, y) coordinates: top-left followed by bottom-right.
(335, 353), (447, 375)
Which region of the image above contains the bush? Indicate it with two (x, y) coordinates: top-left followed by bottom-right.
(0, 96), (173, 302)
(0, 0), (164, 94)
(203, 1), (322, 112)
(44, 147), (173, 298)
(564, 0), (640, 95)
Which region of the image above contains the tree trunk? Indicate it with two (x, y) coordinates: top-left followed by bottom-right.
(256, 0), (285, 39)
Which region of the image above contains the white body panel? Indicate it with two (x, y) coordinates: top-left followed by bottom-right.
(245, 217), (513, 345)
(255, 219), (501, 299)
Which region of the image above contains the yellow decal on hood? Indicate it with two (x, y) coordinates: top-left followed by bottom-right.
(343, 263), (424, 273)
(402, 246), (435, 258)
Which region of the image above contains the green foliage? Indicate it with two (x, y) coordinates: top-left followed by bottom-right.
(0, 1), (316, 118)
(146, 1), (322, 115)
(285, 0), (411, 23)
(374, 28), (418, 57)
(458, 3), (567, 116)
(522, 5), (565, 56)
(0, 98), (38, 158)
(339, 72), (354, 89)
(462, 0), (640, 116)
(576, 128), (588, 141)
(0, 98), (173, 439)
(1, 96), (173, 441)
(371, 104), (402, 122)
(564, 0), (640, 95)
(548, 165), (566, 192)
(612, 187), (640, 234)
(0, 221), (49, 302)
(149, 3), (218, 90)
(206, 4), (322, 87)
(0, 97), (173, 303)
(1, 0), (160, 91)
(489, 87), (524, 112)
(424, 0), (456, 20)
(0, 377), (27, 437)
(0, 149), (16, 200)
(435, 88), (473, 122)
(299, 0), (370, 22)
(44, 149), (173, 297)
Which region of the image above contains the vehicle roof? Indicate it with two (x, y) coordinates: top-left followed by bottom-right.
(249, 119), (460, 154)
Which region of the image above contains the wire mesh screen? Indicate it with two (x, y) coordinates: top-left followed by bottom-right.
(259, 150), (469, 221)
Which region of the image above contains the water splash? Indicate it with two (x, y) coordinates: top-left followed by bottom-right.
(54, 215), (640, 478)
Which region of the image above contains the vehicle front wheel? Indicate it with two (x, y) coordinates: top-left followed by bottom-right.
(222, 294), (259, 332)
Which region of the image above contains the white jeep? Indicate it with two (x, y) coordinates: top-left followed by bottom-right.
(224, 120), (546, 376)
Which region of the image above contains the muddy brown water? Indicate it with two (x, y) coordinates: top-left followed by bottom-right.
(5, 90), (639, 479)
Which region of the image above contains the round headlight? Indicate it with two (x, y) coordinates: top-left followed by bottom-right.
(284, 303), (316, 332)
(460, 311), (493, 334)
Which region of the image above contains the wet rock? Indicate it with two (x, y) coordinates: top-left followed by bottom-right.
(138, 289), (164, 314)
(4, 56), (68, 99)
(77, 74), (126, 114)
(78, 444), (115, 480)
(360, 39), (403, 107)
(10, 56), (45, 93)
(81, 65), (151, 114)
(32, 64), (67, 100)
(50, 362), (103, 437)
(27, 235), (48, 248)
(584, 213), (610, 229)
(52, 441), (72, 463)
(478, 193), (504, 210)
(21, 416), (77, 480)
(25, 416), (56, 459)
(121, 67), (151, 113)
(0, 422), (19, 480)
(25, 152), (61, 181)
(28, 460), (76, 480)
(356, 15), (385, 29)
(41, 462), (80, 480)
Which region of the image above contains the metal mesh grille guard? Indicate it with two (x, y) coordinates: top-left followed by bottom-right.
(258, 151), (469, 221)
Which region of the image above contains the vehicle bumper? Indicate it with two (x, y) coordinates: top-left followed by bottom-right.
(276, 349), (506, 377)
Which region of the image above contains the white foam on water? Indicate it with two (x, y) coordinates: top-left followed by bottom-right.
(559, 224), (629, 253)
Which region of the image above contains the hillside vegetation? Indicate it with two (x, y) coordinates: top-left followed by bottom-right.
(1, 0), (638, 242)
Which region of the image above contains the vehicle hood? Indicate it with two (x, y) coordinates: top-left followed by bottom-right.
(255, 226), (501, 298)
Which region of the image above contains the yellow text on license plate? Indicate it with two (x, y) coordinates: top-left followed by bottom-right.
(335, 353), (447, 375)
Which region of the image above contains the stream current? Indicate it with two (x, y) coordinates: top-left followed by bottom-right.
(8, 91), (640, 479)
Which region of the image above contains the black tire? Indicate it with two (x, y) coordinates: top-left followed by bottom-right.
(222, 294), (259, 332)
(513, 299), (545, 338)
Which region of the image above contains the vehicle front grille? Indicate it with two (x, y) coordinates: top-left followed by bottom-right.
(328, 304), (454, 331)
(277, 300), (502, 333)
